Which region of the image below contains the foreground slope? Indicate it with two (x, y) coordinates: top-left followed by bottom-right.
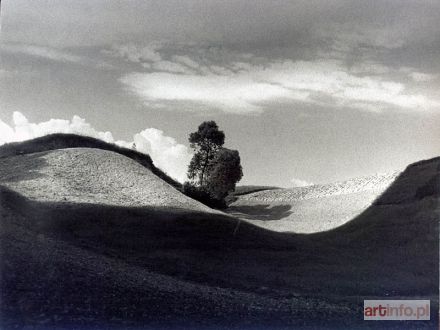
(229, 171), (400, 233)
(0, 144), (438, 329)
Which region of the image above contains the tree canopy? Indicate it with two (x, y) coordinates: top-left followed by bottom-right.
(188, 121), (225, 187)
(206, 148), (243, 200)
(186, 121), (242, 208)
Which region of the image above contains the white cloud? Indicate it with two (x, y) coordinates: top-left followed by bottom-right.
(0, 112), (191, 182)
(103, 43), (162, 63)
(1, 43), (82, 63)
(0, 120), (16, 144)
(409, 72), (437, 82)
(104, 42), (439, 114)
(291, 178), (313, 187)
(120, 58), (439, 114)
(349, 62), (391, 75)
(171, 55), (201, 70)
(105, 44), (208, 75)
(120, 71), (307, 113)
(151, 60), (193, 74)
(3, 111), (114, 143)
(133, 129), (192, 182)
(208, 65), (235, 76)
(337, 82), (433, 109)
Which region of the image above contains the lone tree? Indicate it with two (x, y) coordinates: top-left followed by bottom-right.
(206, 148), (243, 200)
(186, 121), (242, 207)
(188, 121), (225, 187)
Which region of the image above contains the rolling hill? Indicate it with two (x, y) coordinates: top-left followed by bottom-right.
(0, 136), (438, 329)
(0, 133), (181, 189)
(228, 171), (401, 233)
(0, 147), (206, 211)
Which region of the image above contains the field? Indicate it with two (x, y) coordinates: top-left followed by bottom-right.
(228, 172), (400, 233)
(0, 135), (438, 329)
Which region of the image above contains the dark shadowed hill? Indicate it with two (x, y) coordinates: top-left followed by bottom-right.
(0, 134), (181, 189)
(0, 145), (438, 329)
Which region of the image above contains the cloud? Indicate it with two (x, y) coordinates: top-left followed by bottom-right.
(4, 0), (440, 54)
(3, 111), (114, 143)
(132, 129), (192, 182)
(104, 42), (439, 114)
(103, 43), (162, 63)
(151, 60), (194, 74)
(171, 55), (201, 70)
(260, 60), (428, 111)
(409, 72), (437, 82)
(324, 25), (406, 54)
(0, 112), (191, 182)
(349, 61), (391, 75)
(120, 71), (305, 113)
(104, 43), (207, 74)
(120, 57), (439, 114)
(0, 43), (82, 63)
(0, 120), (16, 144)
(290, 178), (313, 187)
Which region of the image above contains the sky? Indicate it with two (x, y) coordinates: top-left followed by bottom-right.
(1, 0), (440, 186)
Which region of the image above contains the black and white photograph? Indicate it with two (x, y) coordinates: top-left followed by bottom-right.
(0, 1), (439, 329)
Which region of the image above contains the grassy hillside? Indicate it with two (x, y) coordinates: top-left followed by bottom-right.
(232, 185), (281, 196)
(225, 185), (280, 206)
(0, 148), (207, 212)
(0, 146), (438, 329)
(228, 171), (401, 233)
(0, 133), (181, 189)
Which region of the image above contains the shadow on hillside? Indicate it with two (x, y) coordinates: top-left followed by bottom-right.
(0, 152), (49, 183)
(0, 157), (439, 329)
(1, 152), (438, 295)
(315, 156), (440, 239)
(0, 185), (298, 251)
(227, 204), (292, 220)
